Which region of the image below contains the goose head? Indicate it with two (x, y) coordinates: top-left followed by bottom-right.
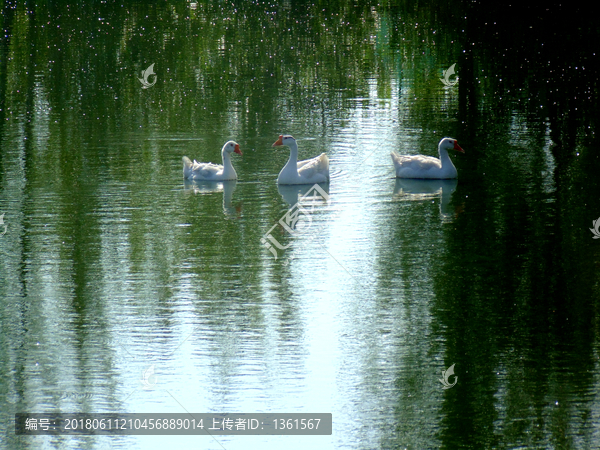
(272, 135), (296, 148)
(439, 138), (464, 153)
(223, 141), (242, 155)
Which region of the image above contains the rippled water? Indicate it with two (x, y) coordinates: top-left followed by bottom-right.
(1, 1), (600, 449)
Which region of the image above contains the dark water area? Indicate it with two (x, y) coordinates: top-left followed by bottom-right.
(1, 1), (599, 449)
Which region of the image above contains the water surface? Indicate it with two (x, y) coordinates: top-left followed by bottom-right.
(1, 1), (599, 449)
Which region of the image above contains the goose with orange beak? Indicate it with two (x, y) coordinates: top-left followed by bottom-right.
(273, 135), (329, 185)
(183, 141), (242, 181)
(391, 138), (464, 179)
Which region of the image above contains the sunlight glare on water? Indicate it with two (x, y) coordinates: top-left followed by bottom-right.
(1, 1), (599, 449)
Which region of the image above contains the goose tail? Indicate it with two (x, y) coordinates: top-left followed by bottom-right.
(183, 156), (193, 178)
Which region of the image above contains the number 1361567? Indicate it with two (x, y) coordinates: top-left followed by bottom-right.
(273, 418), (320, 430)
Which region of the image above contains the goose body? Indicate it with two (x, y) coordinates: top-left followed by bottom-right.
(183, 141), (242, 181)
(391, 138), (464, 179)
(273, 135), (329, 185)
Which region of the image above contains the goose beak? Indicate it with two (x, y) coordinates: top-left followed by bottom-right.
(454, 141), (464, 153)
(234, 144), (242, 155)
(272, 135), (284, 147)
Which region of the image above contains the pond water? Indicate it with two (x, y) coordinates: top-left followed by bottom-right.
(1, 1), (599, 449)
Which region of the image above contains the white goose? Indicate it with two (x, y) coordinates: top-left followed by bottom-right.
(391, 138), (464, 179)
(273, 135), (329, 185)
(182, 141), (242, 181)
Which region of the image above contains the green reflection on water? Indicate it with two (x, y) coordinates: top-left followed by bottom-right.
(1, 1), (599, 449)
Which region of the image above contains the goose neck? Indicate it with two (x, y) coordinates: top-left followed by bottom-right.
(221, 149), (234, 176)
(438, 148), (451, 166)
(282, 142), (299, 171)
(288, 141), (298, 162)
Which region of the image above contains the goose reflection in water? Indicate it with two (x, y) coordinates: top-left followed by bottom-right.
(393, 178), (461, 222)
(183, 179), (242, 218)
(277, 182), (330, 206)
